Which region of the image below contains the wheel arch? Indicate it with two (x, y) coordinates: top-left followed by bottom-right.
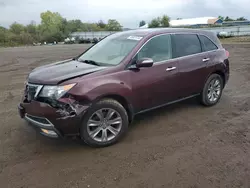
(210, 70), (226, 88)
(93, 94), (135, 123)
(204, 70), (226, 89)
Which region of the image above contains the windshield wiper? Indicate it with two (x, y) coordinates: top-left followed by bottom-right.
(77, 59), (101, 66)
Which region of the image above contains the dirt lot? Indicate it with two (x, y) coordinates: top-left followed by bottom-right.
(0, 43), (250, 188)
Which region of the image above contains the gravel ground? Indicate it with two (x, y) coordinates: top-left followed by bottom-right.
(0, 43), (250, 188)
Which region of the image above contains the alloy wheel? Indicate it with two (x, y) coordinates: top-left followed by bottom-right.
(207, 78), (221, 102)
(87, 108), (122, 142)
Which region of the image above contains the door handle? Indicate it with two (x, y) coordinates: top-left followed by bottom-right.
(202, 58), (210, 62)
(166, 67), (176, 71)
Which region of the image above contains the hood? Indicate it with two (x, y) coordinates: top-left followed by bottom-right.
(28, 59), (108, 85)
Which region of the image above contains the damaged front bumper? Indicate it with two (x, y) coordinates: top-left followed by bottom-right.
(18, 98), (90, 138)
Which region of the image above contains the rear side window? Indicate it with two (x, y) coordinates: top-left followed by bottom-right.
(199, 35), (218, 52)
(172, 34), (202, 58)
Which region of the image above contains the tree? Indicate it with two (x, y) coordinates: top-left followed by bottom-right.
(161, 15), (170, 27)
(19, 31), (33, 44)
(139, 20), (146, 27)
(0, 10), (128, 47)
(236, 17), (247, 21)
(9, 22), (25, 35)
(148, 17), (161, 28)
(25, 21), (39, 42)
(0, 26), (8, 44)
(97, 20), (106, 29)
(218, 16), (224, 21)
(65, 19), (82, 33)
(224, 16), (234, 21)
(106, 19), (122, 31)
(39, 11), (64, 42)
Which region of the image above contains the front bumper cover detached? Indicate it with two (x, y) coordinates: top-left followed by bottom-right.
(18, 104), (61, 138)
(18, 99), (90, 139)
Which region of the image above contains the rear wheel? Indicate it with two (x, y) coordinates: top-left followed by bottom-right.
(200, 74), (223, 106)
(80, 99), (129, 147)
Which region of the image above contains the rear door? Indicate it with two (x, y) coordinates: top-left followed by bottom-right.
(172, 33), (209, 98)
(128, 34), (180, 112)
(198, 34), (219, 65)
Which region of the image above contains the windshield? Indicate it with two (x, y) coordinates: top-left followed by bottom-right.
(78, 33), (143, 66)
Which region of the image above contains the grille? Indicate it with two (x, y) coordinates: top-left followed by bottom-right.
(26, 83), (43, 101)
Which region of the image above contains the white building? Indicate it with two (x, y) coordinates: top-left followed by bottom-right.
(170, 17), (222, 27)
(139, 17), (222, 28)
(139, 23), (149, 29)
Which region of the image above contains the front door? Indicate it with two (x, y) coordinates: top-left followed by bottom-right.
(128, 34), (180, 112)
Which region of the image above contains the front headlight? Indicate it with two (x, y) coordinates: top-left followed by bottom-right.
(39, 83), (76, 99)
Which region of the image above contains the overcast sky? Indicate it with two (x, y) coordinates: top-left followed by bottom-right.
(0, 0), (249, 28)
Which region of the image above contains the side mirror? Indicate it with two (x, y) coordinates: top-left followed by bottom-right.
(136, 58), (154, 68)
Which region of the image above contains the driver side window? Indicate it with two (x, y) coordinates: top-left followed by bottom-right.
(136, 34), (172, 63)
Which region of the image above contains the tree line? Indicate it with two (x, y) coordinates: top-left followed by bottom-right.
(0, 11), (123, 47)
(1, 11), (248, 47)
(218, 16), (247, 21)
(139, 15), (170, 28)
(139, 15), (248, 28)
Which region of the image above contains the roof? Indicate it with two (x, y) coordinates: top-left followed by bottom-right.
(170, 17), (220, 26)
(104, 28), (221, 48)
(115, 28), (214, 37)
(207, 18), (220, 24)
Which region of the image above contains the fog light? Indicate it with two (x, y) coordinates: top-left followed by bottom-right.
(41, 129), (57, 136)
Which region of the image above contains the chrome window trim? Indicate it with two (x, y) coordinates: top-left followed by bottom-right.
(198, 34), (219, 51)
(127, 31), (220, 68)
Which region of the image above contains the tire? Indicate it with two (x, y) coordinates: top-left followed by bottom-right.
(80, 99), (129, 147)
(200, 74), (223, 106)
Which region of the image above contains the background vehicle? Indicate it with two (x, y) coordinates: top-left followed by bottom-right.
(18, 28), (230, 147)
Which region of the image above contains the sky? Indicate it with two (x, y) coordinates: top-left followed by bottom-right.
(0, 0), (249, 28)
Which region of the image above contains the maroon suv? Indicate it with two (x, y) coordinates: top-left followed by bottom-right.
(18, 28), (230, 147)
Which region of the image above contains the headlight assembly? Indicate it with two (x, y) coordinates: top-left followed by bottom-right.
(39, 83), (76, 99)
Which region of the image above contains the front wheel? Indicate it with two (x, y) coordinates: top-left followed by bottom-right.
(80, 99), (129, 147)
(200, 74), (223, 106)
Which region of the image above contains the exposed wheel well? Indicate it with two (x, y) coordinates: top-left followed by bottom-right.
(95, 94), (134, 123)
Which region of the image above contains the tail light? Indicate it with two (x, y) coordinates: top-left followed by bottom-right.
(225, 50), (229, 58)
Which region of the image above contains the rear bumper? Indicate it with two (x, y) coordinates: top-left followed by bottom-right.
(18, 100), (89, 138)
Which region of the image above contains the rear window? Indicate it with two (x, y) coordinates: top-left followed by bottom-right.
(199, 35), (218, 52)
(172, 34), (202, 58)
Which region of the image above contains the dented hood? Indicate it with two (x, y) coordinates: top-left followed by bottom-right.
(28, 59), (107, 85)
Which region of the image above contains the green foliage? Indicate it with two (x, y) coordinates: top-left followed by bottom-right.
(218, 16), (248, 22)
(106, 19), (122, 31)
(97, 20), (106, 29)
(161, 15), (170, 27)
(148, 17), (161, 28)
(148, 15), (170, 28)
(9, 22), (25, 35)
(0, 10), (123, 47)
(218, 16), (224, 21)
(39, 11), (65, 42)
(224, 16), (234, 21)
(236, 17), (247, 21)
(139, 20), (146, 27)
